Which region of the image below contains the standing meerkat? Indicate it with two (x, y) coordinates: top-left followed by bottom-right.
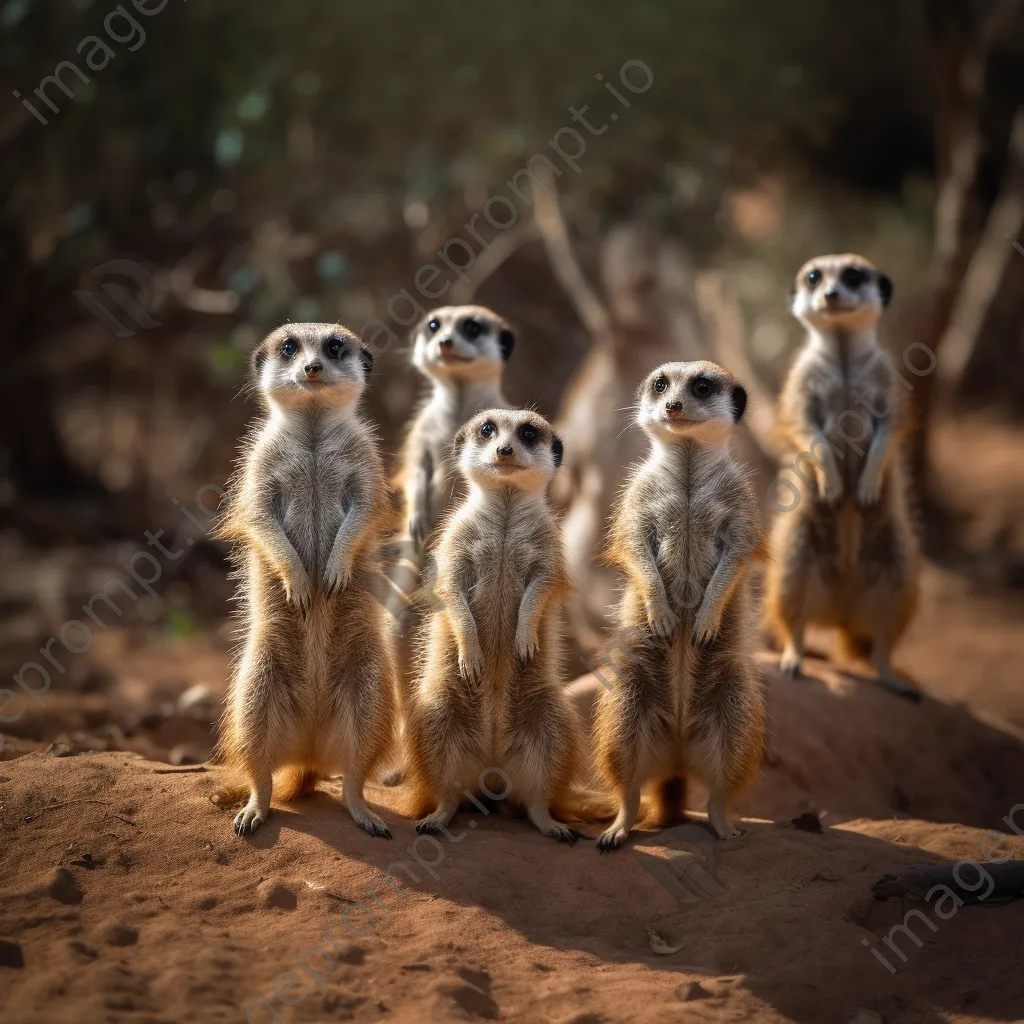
(763, 254), (920, 699)
(403, 408), (586, 843)
(396, 305), (515, 550)
(594, 361), (767, 851)
(217, 323), (397, 838)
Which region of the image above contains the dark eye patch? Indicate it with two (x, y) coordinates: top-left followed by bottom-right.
(323, 335), (343, 360)
(653, 375), (669, 394)
(807, 269), (822, 287)
(461, 318), (482, 340)
(428, 318), (440, 333)
(518, 422), (539, 445)
(480, 421), (497, 439)
(281, 338), (298, 359)
(690, 375), (717, 400)
(841, 266), (869, 290)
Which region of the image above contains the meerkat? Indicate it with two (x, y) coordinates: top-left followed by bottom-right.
(593, 361), (767, 851)
(216, 323), (397, 838)
(763, 254), (920, 699)
(401, 408), (586, 843)
(396, 305), (515, 550)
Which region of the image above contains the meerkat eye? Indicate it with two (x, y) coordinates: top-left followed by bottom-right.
(653, 376), (669, 394)
(841, 266), (869, 290)
(690, 376), (713, 400)
(462, 318), (482, 340)
(479, 421), (497, 440)
(428, 318), (440, 333)
(280, 338), (298, 359)
(807, 269), (822, 287)
(518, 423), (538, 445)
(324, 336), (343, 360)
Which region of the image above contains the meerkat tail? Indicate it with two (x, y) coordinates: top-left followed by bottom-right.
(553, 787), (618, 823)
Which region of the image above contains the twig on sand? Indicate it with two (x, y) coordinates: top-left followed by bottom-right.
(873, 862), (1024, 903)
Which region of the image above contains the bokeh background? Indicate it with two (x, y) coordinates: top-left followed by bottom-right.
(1, 0), (1023, 762)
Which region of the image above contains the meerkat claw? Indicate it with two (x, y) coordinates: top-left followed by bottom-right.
(597, 828), (629, 853)
(233, 808), (264, 838)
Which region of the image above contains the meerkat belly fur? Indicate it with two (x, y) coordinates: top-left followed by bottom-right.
(763, 254), (920, 698)
(402, 409), (586, 843)
(594, 361), (767, 850)
(217, 324), (397, 839)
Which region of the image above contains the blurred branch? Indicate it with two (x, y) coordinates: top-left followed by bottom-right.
(695, 271), (780, 457)
(531, 163), (613, 349)
(936, 107), (1024, 386)
(449, 222), (539, 305)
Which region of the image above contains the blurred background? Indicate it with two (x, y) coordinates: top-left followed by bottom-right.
(1, 0), (1023, 765)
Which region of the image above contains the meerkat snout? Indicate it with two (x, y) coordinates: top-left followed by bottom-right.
(637, 360), (747, 444)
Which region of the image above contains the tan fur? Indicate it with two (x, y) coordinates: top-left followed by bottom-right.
(763, 254), (920, 698)
(593, 360), (767, 850)
(401, 409), (587, 843)
(216, 323), (398, 839)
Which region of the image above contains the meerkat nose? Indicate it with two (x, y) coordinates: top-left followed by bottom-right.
(304, 361), (323, 378)
(666, 401), (683, 413)
(496, 444), (514, 457)
(438, 337), (454, 348)
(825, 289), (841, 303)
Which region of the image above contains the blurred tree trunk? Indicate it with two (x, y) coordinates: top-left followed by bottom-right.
(913, 0), (1024, 491)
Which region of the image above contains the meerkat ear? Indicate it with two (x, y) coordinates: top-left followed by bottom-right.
(731, 384), (748, 423)
(551, 434), (564, 468)
(499, 328), (515, 361)
(453, 423), (470, 460)
(877, 273), (893, 307)
(359, 346), (373, 377)
(250, 342), (269, 381)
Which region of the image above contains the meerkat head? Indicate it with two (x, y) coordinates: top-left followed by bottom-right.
(791, 254), (893, 332)
(454, 408), (563, 494)
(637, 361), (747, 445)
(411, 305), (515, 383)
(251, 323), (372, 414)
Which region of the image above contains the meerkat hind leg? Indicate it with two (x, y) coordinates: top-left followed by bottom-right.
(779, 629), (805, 678)
(597, 781), (641, 853)
(416, 791), (461, 835)
(234, 765), (273, 838)
(342, 772), (392, 840)
(706, 787), (742, 840)
(526, 799), (582, 845)
(872, 642), (921, 703)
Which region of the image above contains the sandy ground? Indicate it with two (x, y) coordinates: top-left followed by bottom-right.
(2, 414), (1023, 1023)
(2, 650), (1023, 1024)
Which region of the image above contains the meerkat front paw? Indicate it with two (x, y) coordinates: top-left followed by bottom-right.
(647, 601), (679, 638)
(322, 559), (353, 598)
(816, 467), (844, 505)
(283, 569), (314, 615)
(515, 624), (540, 663)
(692, 603), (722, 648)
(409, 512), (429, 552)
(233, 806), (265, 838)
(857, 471), (882, 506)
(458, 640), (485, 684)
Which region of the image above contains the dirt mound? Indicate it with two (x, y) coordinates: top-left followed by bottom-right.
(1, 750), (1021, 1024)
(568, 652), (1024, 831)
